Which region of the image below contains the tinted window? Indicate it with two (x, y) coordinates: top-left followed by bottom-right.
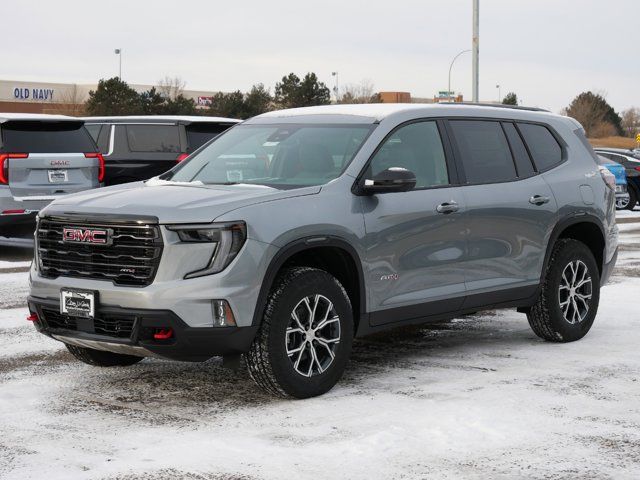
(369, 121), (449, 188)
(126, 125), (181, 153)
(1, 121), (97, 153)
(186, 124), (232, 151)
(502, 122), (535, 177)
(450, 120), (517, 183)
(518, 123), (562, 171)
(85, 124), (101, 142)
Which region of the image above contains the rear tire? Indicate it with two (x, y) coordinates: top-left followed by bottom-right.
(65, 344), (144, 367)
(246, 267), (353, 398)
(527, 239), (600, 342)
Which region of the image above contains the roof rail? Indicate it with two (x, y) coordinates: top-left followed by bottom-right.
(438, 102), (550, 113)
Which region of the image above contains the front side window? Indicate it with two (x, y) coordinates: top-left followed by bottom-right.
(368, 121), (449, 188)
(126, 125), (181, 153)
(169, 124), (373, 189)
(518, 123), (563, 171)
(450, 120), (517, 184)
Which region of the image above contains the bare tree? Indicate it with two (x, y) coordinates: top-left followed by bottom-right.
(338, 80), (382, 104)
(47, 84), (86, 116)
(621, 107), (640, 137)
(157, 76), (187, 100)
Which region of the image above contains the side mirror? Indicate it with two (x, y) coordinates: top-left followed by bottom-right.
(357, 167), (417, 195)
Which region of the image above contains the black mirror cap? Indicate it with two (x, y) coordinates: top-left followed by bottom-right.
(355, 167), (417, 195)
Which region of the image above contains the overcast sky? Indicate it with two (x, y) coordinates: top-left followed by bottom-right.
(2, 0), (637, 113)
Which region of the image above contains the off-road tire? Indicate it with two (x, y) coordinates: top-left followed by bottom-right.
(65, 344), (144, 367)
(527, 239), (600, 342)
(246, 267), (354, 398)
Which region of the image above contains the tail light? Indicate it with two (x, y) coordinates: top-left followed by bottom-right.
(176, 153), (189, 163)
(2, 209), (26, 215)
(635, 166), (640, 172)
(85, 152), (105, 182)
(598, 166), (616, 190)
(0, 153), (28, 184)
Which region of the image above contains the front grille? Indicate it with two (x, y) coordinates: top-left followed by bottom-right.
(41, 308), (136, 339)
(37, 217), (163, 287)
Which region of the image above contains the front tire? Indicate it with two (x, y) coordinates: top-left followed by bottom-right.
(65, 344), (144, 367)
(246, 267), (354, 398)
(527, 239), (600, 342)
(623, 187), (638, 211)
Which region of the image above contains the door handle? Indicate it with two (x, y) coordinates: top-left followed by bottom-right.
(529, 195), (550, 205)
(436, 201), (459, 214)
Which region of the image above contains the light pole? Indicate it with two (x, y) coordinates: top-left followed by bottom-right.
(331, 71), (339, 103)
(496, 84), (501, 103)
(448, 49), (471, 102)
(472, 0), (479, 102)
(114, 49), (122, 79)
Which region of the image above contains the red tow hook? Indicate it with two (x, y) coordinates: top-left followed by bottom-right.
(26, 313), (38, 322)
(153, 328), (174, 340)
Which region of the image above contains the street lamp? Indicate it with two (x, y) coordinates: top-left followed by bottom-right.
(496, 84), (501, 103)
(114, 48), (122, 79)
(448, 49), (471, 102)
(331, 71), (339, 103)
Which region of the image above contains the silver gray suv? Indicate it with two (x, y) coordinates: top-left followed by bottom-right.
(27, 104), (619, 398)
(0, 113), (103, 238)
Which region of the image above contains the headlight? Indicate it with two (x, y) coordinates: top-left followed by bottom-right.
(167, 222), (246, 278)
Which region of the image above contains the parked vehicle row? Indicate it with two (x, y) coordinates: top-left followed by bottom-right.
(0, 114), (239, 241)
(593, 148), (640, 210)
(27, 103), (619, 398)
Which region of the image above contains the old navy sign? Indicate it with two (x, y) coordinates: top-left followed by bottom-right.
(13, 87), (55, 101)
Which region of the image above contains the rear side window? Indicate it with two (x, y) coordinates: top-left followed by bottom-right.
(502, 122), (535, 177)
(0, 121), (97, 153)
(518, 123), (563, 171)
(186, 123), (232, 151)
(126, 125), (181, 153)
(449, 120), (517, 184)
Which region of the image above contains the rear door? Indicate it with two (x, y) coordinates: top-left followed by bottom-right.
(447, 119), (558, 306)
(1, 120), (100, 199)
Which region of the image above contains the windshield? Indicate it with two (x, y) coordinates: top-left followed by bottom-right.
(168, 123), (374, 188)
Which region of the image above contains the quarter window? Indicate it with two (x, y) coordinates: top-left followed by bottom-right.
(368, 121), (449, 189)
(449, 120), (517, 184)
(518, 123), (562, 171)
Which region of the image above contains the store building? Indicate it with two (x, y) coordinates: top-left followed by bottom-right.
(0, 79), (221, 115)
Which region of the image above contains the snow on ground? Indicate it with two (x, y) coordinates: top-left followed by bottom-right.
(1, 224), (640, 479)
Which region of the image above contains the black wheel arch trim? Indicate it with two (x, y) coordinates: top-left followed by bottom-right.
(251, 236), (367, 327)
(541, 213), (606, 282)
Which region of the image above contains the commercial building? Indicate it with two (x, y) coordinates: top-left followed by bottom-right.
(0, 79), (221, 115)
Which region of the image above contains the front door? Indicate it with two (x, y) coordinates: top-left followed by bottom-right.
(359, 120), (468, 326)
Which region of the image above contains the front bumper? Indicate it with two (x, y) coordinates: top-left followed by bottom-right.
(28, 296), (258, 361)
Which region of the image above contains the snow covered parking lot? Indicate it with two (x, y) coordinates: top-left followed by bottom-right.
(1, 221), (640, 480)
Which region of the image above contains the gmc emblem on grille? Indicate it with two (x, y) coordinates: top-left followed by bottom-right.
(62, 227), (112, 245)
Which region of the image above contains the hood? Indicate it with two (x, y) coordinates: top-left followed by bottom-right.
(43, 180), (321, 223)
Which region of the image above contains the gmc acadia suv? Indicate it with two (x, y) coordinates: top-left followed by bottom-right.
(27, 104), (619, 398)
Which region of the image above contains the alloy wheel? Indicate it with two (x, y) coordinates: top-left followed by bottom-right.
(286, 294), (341, 377)
(558, 260), (593, 324)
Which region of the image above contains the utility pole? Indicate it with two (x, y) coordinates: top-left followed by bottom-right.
(472, 0), (479, 102)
